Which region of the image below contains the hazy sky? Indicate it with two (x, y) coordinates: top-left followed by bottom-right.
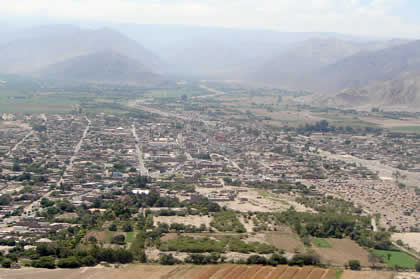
(2, 0), (420, 38)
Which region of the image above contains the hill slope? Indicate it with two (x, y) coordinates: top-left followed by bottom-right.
(0, 25), (161, 77)
(318, 72), (420, 109)
(38, 51), (159, 84)
(255, 38), (364, 86)
(315, 39), (420, 91)
(254, 38), (411, 88)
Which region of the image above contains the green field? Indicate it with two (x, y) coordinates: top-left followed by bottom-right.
(126, 231), (134, 242)
(391, 126), (420, 134)
(145, 88), (209, 98)
(316, 113), (348, 121)
(312, 238), (332, 248)
(372, 249), (417, 268)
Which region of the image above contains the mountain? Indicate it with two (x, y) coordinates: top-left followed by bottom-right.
(317, 72), (420, 109)
(0, 25), (161, 83)
(255, 38), (364, 86)
(313, 39), (420, 91)
(109, 24), (370, 78)
(38, 50), (159, 84)
(254, 38), (412, 89)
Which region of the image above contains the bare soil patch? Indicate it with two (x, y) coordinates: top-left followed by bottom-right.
(0, 264), (343, 279)
(265, 232), (305, 253)
(154, 215), (212, 228)
(341, 270), (394, 279)
(392, 233), (420, 253)
(83, 231), (108, 242)
(312, 238), (370, 266)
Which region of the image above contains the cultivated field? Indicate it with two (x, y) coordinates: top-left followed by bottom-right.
(265, 232), (305, 253)
(0, 265), (339, 279)
(341, 270), (394, 279)
(311, 238), (371, 266)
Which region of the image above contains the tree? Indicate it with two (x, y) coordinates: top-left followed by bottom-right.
(110, 235), (125, 245)
(416, 261), (420, 272)
(12, 163), (21, 172)
(87, 236), (97, 243)
(109, 223), (117, 231)
(348, 260), (361, 270)
(268, 253), (288, 266)
(122, 223), (133, 232)
(36, 243), (56, 257)
(159, 254), (180, 265)
(246, 255), (267, 265)
(81, 255), (97, 266)
(57, 257), (81, 268)
(31, 256), (56, 269)
(1, 258), (12, 268)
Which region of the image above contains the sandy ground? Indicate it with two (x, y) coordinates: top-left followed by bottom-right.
(392, 233), (420, 253)
(394, 272), (420, 279)
(195, 186), (304, 213)
(0, 265), (398, 279)
(265, 232), (305, 253)
(154, 215), (213, 228)
(318, 148), (420, 188)
(341, 270), (394, 279)
(0, 265), (181, 279)
(238, 215), (255, 232)
(312, 238), (371, 266)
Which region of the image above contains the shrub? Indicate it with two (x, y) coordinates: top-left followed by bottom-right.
(57, 256), (81, 268)
(109, 223), (117, 231)
(246, 255), (267, 265)
(110, 234), (125, 245)
(80, 255), (97, 266)
(289, 254), (305, 266)
(210, 211), (246, 233)
(31, 256), (56, 269)
(268, 253), (288, 266)
(348, 260), (361, 270)
(122, 223), (133, 232)
(87, 236), (97, 243)
(1, 258), (12, 268)
(159, 254), (181, 265)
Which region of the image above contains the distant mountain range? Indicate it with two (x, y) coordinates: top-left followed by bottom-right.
(254, 37), (413, 89)
(0, 25), (161, 84)
(1, 23), (420, 110)
(38, 50), (160, 84)
(316, 72), (420, 109)
(253, 37), (420, 110)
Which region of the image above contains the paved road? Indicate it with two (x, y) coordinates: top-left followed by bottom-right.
(195, 84), (228, 99)
(177, 133), (193, 160)
(6, 130), (34, 157)
(210, 153), (242, 171)
(22, 117), (91, 217)
(131, 124), (149, 176)
(317, 147), (420, 188)
(57, 116), (91, 186)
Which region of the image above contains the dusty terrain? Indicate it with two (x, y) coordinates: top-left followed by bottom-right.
(394, 273), (420, 279)
(0, 265), (338, 279)
(311, 238), (371, 266)
(392, 233), (420, 253)
(154, 215), (213, 228)
(194, 186), (308, 213)
(341, 270), (394, 279)
(265, 232), (305, 253)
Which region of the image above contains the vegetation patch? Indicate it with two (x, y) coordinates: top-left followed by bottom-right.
(312, 238), (332, 248)
(372, 249), (417, 269)
(210, 210), (246, 233)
